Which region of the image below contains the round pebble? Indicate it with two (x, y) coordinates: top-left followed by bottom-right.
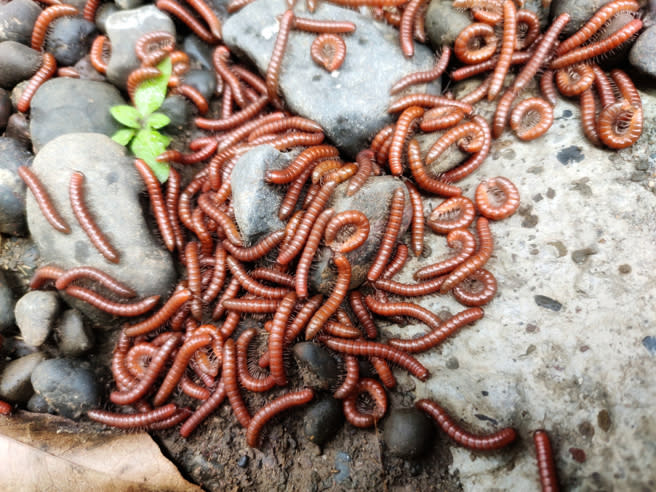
(0, 88), (10, 130)
(55, 309), (94, 357)
(0, 351), (46, 403)
(303, 397), (344, 446)
(293, 342), (339, 389)
(31, 358), (99, 419)
(47, 17), (97, 67)
(15, 290), (60, 347)
(183, 69), (217, 101)
(383, 408), (435, 458)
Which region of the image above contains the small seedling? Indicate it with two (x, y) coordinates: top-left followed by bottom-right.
(110, 57), (173, 182)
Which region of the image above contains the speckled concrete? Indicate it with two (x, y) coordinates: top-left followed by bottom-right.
(384, 90), (656, 491)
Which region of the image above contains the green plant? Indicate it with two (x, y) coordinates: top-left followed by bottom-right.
(110, 57), (173, 182)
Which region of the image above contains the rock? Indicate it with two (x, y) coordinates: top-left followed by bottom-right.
(95, 3), (120, 34)
(0, 270), (15, 331)
(159, 95), (192, 134)
(0, 236), (41, 292)
(383, 408), (435, 458)
(0, 0), (41, 45)
(293, 342), (339, 389)
(46, 16), (97, 67)
(309, 176), (412, 294)
(0, 352), (46, 403)
(0, 137), (32, 235)
(303, 397), (344, 446)
(105, 5), (175, 89)
(5, 112), (31, 146)
(55, 309), (94, 357)
(15, 291), (60, 347)
(550, 0), (614, 38)
(183, 35), (213, 70)
(630, 25), (656, 80)
(25, 133), (176, 323)
(61, 0), (86, 10)
(231, 144), (297, 245)
(425, 0), (472, 48)
(26, 392), (54, 413)
(31, 358), (99, 419)
(0, 88), (10, 130)
(29, 78), (125, 152)
(0, 41), (41, 90)
(116, 0), (144, 10)
(183, 69), (217, 101)
(223, 0), (440, 157)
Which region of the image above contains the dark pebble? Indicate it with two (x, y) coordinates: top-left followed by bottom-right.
(383, 408), (435, 458)
(183, 69), (217, 101)
(630, 26), (656, 79)
(5, 113), (31, 145)
(183, 35), (213, 70)
(0, 88), (10, 130)
(159, 95), (192, 134)
(293, 342), (339, 389)
(47, 17), (97, 66)
(0, 0), (41, 45)
(642, 336), (656, 356)
(237, 455), (249, 468)
(597, 409), (611, 432)
(31, 358), (99, 419)
(27, 392), (55, 413)
(0, 41), (41, 90)
(534, 295), (562, 312)
(303, 397), (344, 446)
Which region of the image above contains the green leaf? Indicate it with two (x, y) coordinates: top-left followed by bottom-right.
(130, 129), (171, 182)
(110, 106), (141, 128)
(134, 57), (172, 117)
(146, 112), (170, 130)
(111, 128), (136, 146)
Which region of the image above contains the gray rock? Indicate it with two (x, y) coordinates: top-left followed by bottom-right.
(15, 290), (60, 346)
(31, 358), (99, 418)
(29, 78), (125, 152)
(27, 392), (54, 413)
(0, 352), (46, 403)
(95, 3), (120, 34)
(630, 25), (656, 80)
(550, 0), (613, 38)
(183, 69), (217, 101)
(425, 0), (471, 48)
(303, 397), (344, 446)
(55, 309), (94, 357)
(0, 88), (10, 131)
(0, 270), (15, 331)
(223, 0), (440, 157)
(0, 137), (32, 235)
(309, 176), (412, 294)
(383, 408), (435, 458)
(46, 16), (97, 67)
(0, 0), (41, 45)
(293, 342), (339, 389)
(61, 0), (86, 10)
(105, 5), (175, 89)
(116, 0), (144, 10)
(25, 133), (176, 323)
(231, 144), (296, 245)
(183, 35), (214, 70)
(159, 95), (192, 134)
(0, 41), (41, 90)
(5, 112), (31, 146)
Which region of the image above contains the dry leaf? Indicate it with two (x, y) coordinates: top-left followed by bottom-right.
(0, 411), (202, 492)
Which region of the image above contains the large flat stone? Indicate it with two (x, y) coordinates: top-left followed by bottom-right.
(223, 0), (440, 157)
